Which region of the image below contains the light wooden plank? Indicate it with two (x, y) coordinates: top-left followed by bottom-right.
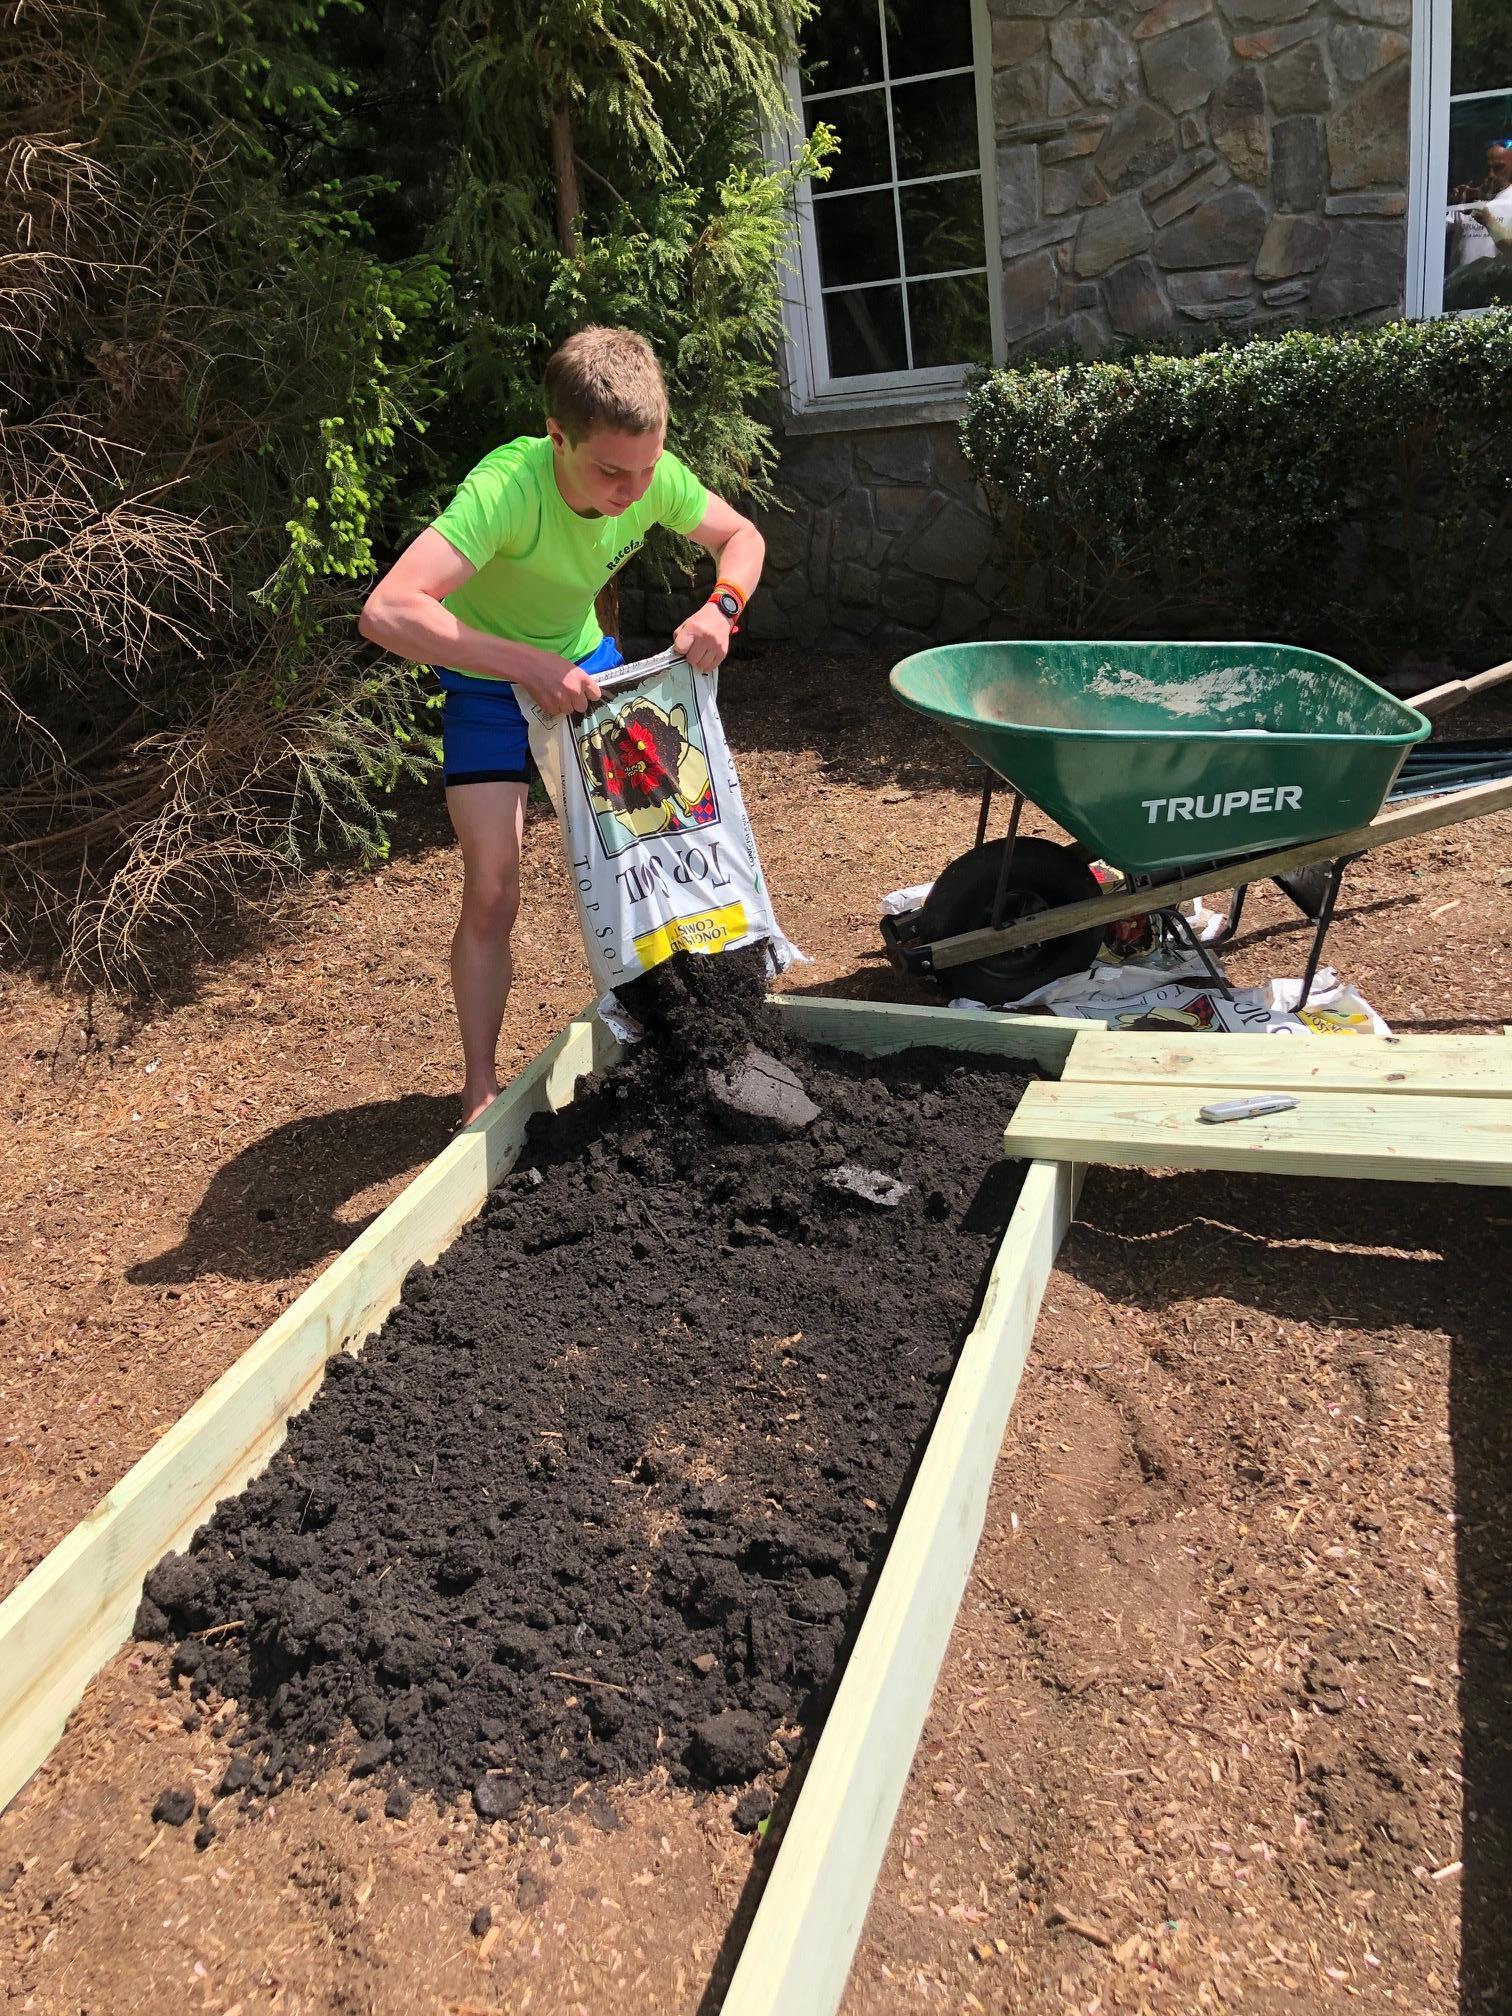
(773, 994), (1078, 1073)
(1062, 1030), (1512, 1099)
(1004, 1081), (1512, 1186)
(0, 1014), (617, 1813)
(929, 774), (1512, 970)
(720, 1158), (1082, 2016)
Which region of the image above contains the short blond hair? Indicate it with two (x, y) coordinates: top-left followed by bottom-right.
(544, 326), (669, 442)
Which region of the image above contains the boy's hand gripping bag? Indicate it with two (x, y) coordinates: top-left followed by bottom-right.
(519, 648), (801, 1015)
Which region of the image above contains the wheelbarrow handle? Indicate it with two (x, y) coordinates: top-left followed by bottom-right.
(1408, 657), (1512, 718)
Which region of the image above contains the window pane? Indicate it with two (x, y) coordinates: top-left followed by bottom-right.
(809, 87), (891, 192)
(815, 189), (900, 287)
(801, 0), (883, 95)
(885, 0), (973, 82)
(1452, 0), (1512, 95)
(900, 175), (986, 276)
(1442, 89), (1512, 311)
(891, 73), (981, 181)
(824, 286), (909, 377)
(908, 272), (992, 368)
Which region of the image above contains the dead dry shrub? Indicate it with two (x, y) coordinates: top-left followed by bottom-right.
(0, 0), (440, 984)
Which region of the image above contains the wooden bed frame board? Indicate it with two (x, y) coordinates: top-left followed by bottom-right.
(1062, 1029), (1512, 1099)
(1005, 1079), (1512, 1186)
(772, 994), (1079, 1074)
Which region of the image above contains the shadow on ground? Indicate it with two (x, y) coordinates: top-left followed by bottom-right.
(127, 1090), (457, 1285)
(721, 642), (978, 794)
(1057, 1167), (1510, 2015)
(778, 956), (939, 1006)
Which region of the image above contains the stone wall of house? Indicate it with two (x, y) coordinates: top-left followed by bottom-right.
(746, 0), (1411, 650)
(617, 423), (1003, 656)
(990, 0), (1410, 351)
(742, 424), (1003, 654)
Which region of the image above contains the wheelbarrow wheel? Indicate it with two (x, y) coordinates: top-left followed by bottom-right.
(916, 838), (1106, 1003)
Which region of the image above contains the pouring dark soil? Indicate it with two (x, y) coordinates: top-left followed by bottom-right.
(136, 952), (1037, 1824)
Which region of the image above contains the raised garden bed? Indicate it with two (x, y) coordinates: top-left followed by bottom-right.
(0, 993), (1077, 2013)
(138, 1021), (1036, 1806)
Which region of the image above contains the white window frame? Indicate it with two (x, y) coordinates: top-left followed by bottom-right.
(1407, 0), (1512, 317)
(775, 0), (1003, 418)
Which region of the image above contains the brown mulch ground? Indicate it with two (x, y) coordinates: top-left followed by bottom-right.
(2, 648), (1509, 2013)
(844, 1167), (1511, 2014)
(2, 1645), (754, 2014)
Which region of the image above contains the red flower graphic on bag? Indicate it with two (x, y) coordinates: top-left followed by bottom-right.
(577, 697), (717, 841)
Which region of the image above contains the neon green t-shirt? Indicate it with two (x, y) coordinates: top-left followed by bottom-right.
(431, 434), (709, 671)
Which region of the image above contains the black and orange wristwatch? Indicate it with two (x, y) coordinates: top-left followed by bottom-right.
(707, 579), (746, 626)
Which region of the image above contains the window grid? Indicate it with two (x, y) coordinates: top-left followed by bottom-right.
(812, 166), (980, 205)
(804, 61), (974, 105)
(800, 2), (988, 377)
(779, 0), (1002, 404)
(822, 265), (988, 295)
(877, 0), (916, 370)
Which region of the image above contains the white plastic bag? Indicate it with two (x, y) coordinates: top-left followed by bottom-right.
(520, 648), (799, 1002)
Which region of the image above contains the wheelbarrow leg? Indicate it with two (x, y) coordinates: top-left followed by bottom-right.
(1218, 883), (1249, 943)
(1158, 905), (1235, 1000)
(1296, 856), (1356, 1007)
(974, 777), (995, 851)
(990, 792), (1025, 928)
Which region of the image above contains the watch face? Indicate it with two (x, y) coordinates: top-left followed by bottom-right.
(714, 591), (740, 619)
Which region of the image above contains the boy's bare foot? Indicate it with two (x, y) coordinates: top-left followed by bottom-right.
(460, 1082), (501, 1128)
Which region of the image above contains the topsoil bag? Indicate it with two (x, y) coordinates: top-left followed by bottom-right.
(520, 648), (800, 1010)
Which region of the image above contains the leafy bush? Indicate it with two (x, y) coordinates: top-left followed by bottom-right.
(961, 316), (1512, 676)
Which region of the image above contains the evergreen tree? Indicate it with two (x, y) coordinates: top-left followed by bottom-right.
(432, 0), (832, 508)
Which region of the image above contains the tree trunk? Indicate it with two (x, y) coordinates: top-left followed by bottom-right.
(548, 95), (603, 634)
(547, 97), (580, 256)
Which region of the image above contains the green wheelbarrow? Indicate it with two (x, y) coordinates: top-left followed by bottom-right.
(883, 640), (1512, 1005)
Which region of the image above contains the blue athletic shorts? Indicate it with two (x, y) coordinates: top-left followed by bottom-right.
(439, 636), (625, 786)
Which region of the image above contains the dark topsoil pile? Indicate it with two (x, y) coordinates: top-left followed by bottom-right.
(137, 951), (1035, 1826)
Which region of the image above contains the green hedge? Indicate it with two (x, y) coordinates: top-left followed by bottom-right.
(960, 315), (1512, 676)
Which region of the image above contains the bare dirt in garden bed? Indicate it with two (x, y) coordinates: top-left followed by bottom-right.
(2, 1643), (756, 2015)
(2, 650), (1509, 2013)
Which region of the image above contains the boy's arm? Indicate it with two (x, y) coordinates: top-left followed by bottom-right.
(673, 495), (766, 674)
(359, 529), (603, 715)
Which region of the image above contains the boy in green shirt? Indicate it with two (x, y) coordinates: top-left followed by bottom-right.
(360, 326), (766, 1124)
